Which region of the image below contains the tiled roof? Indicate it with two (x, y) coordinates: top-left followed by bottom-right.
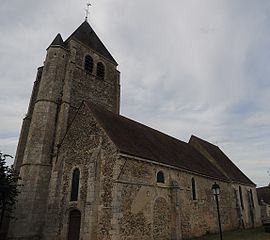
(189, 135), (255, 186)
(66, 21), (117, 64)
(257, 186), (270, 204)
(85, 101), (228, 180)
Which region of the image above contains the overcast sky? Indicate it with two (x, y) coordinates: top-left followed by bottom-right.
(0, 0), (269, 187)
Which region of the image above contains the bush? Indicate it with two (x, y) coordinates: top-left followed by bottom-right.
(0, 152), (20, 230)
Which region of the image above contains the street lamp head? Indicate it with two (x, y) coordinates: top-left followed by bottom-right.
(212, 182), (220, 195)
(212, 182), (222, 240)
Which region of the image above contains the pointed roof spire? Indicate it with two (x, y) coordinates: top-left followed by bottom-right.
(66, 21), (117, 64)
(48, 33), (66, 49)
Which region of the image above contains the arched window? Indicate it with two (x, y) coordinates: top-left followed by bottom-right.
(68, 210), (81, 240)
(84, 55), (93, 73)
(70, 168), (80, 201)
(191, 178), (196, 200)
(96, 62), (105, 79)
(239, 186), (244, 209)
(157, 171), (165, 183)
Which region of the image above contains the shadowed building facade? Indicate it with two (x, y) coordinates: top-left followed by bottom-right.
(257, 186), (270, 222)
(8, 21), (261, 240)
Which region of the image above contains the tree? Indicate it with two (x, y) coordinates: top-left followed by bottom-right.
(0, 152), (20, 230)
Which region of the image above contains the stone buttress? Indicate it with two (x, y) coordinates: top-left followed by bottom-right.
(8, 34), (68, 240)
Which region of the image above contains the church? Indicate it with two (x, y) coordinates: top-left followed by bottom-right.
(8, 20), (261, 240)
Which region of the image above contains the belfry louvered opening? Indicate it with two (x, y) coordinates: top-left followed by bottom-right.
(96, 62), (105, 79)
(84, 55), (93, 73)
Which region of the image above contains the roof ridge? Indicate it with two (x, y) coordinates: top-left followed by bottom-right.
(191, 135), (219, 149)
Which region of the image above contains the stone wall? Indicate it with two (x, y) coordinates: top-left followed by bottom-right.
(43, 103), (118, 240)
(8, 45), (68, 240)
(42, 105), (261, 240)
(10, 30), (121, 239)
(153, 197), (171, 240)
(65, 39), (120, 125)
(13, 66), (43, 173)
(111, 155), (260, 239)
(260, 203), (270, 220)
(231, 183), (261, 229)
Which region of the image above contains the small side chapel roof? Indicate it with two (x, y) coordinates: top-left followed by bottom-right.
(65, 21), (117, 64)
(189, 135), (255, 186)
(84, 101), (227, 180)
(257, 186), (270, 204)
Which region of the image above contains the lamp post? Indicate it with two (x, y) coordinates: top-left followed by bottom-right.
(212, 182), (223, 240)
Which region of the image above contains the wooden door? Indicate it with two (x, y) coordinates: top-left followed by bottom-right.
(68, 210), (81, 240)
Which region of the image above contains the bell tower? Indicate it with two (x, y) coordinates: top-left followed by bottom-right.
(9, 21), (120, 240)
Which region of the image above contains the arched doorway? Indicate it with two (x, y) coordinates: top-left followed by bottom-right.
(68, 210), (81, 240)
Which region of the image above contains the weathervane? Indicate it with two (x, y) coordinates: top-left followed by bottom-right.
(85, 2), (92, 22)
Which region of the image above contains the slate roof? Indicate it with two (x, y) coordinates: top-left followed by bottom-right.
(85, 101), (228, 180)
(66, 21), (117, 64)
(257, 186), (270, 204)
(189, 135), (255, 186)
(48, 33), (65, 49)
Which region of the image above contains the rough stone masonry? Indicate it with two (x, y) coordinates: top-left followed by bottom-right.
(7, 20), (261, 240)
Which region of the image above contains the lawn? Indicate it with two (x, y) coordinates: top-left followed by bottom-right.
(190, 227), (270, 240)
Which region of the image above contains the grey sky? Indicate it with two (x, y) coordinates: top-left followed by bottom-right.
(0, 0), (269, 186)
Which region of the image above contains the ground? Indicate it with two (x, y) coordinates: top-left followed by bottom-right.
(191, 227), (270, 240)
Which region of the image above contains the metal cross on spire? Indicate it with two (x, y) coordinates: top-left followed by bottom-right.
(85, 2), (92, 22)
(267, 170), (270, 186)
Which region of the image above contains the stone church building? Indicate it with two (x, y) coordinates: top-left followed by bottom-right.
(8, 21), (261, 240)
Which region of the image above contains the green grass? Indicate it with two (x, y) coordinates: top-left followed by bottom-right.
(190, 227), (270, 240)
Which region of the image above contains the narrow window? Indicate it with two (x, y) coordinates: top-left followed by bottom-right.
(70, 168), (80, 201)
(239, 186), (244, 209)
(157, 171), (165, 183)
(84, 55), (93, 73)
(192, 178), (196, 200)
(96, 62), (105, 79)
(68, 210), (81, 240)
(250, 189), (254, 208)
